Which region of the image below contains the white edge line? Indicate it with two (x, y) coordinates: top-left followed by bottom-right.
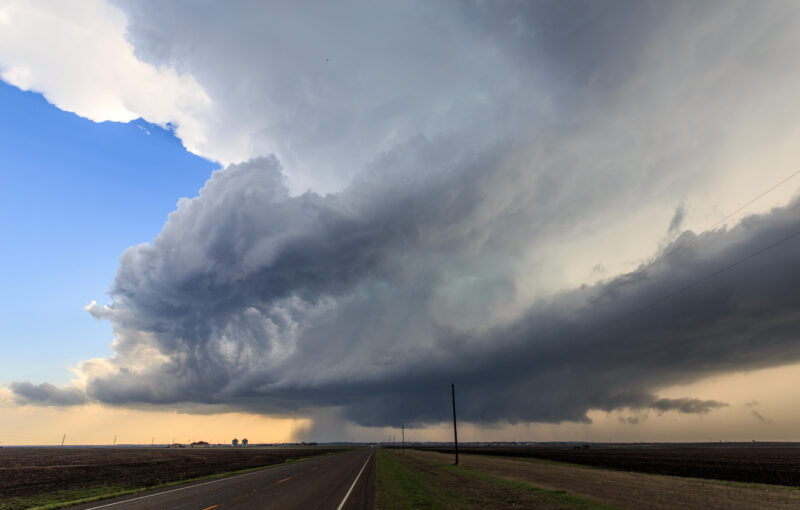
(336, 450), (373, 510)
(86, 459), (305, 509)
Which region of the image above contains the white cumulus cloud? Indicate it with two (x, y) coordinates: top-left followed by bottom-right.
(0, 0), (211, 153)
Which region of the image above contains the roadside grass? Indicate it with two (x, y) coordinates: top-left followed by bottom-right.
(1, 486), (129, 510)
(1, 451), (341, 510)
(376, 448), (615, 510)
(442, 464), (616, 510)
(376, 447), (445, 509)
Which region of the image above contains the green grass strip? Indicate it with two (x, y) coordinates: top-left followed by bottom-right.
(376, 447), (444, 509)
(1, 486), (129, 510)
(443, 464), (619, 510)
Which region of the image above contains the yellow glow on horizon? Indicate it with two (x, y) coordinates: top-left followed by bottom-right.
(3, 363), (800, 446)
(0, 402), (310, 446)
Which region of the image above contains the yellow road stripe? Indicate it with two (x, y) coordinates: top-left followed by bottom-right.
(277, 476), (292, 484)
(201, 505), (218, 510)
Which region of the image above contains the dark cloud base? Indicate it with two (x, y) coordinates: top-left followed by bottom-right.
(11, 156), (800, 427)
(10, 382), (88, 406)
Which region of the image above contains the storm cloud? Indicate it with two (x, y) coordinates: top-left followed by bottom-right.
(650, 398), (728, 415)
(10, 382), (88, 407)
(13, 154), (800, 426)
(7, 1), (800, 430)
(751, 410), (774, 424)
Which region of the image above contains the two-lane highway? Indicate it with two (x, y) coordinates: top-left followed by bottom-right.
(69, 448), (375, 510)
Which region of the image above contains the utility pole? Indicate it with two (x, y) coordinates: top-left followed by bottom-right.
(451, 383), (459, 465)
(402, 424), (405, 454)
(61, 434), (65, 447)
(113, 434), (117, 447)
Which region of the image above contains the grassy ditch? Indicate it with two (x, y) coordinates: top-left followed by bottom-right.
(376, 447), (445, 509)
(376, 448), (615, 510)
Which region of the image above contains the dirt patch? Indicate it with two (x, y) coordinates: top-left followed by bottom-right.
(422, 445), (800, 486)
(412, 450), (800, 510)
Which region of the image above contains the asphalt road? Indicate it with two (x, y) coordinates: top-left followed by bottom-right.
(69, 448), (375, 510)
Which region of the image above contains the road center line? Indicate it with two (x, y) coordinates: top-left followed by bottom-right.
(277, 477), (292, 484)
(336, 451), (373, 510)
(201, 505), (219, 510)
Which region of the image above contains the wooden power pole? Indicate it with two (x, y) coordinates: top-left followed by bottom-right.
(451, 383), (459, 465)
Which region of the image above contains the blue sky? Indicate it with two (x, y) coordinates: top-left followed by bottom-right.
(0, 81), (218, 386)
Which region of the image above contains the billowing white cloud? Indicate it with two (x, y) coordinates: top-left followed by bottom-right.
(0, 0), (210, 153)
(113, 0), (547, 193)
(4, 1), (800, 203)
(84, 300), (115, 320)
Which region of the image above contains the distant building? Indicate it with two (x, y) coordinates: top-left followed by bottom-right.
(232, 438), (239, 446)
(190, 441), (209, 448)
(242, 438), (248, 446)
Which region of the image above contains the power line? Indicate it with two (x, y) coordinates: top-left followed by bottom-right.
(517, 169), (800, 358)
(505, 219), (800, 421)
(575, 224), (800, 343)
(562, 168), (800, 324)
(519, 220), (800, 411)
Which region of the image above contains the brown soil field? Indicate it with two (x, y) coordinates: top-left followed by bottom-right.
(420, 444), (800, 486)
(0, 446), (342, 508)
(415, 450), (800, 510)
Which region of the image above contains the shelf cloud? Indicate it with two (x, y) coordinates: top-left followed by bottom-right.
(11, 155), (800, 426)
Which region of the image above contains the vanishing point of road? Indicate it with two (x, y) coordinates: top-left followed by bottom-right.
(68, 447), (375, 510)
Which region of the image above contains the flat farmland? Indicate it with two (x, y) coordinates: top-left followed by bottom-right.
(420, 444), (800, 486)
(0, 446), (344, 509)
(392, 449), (800, 510)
